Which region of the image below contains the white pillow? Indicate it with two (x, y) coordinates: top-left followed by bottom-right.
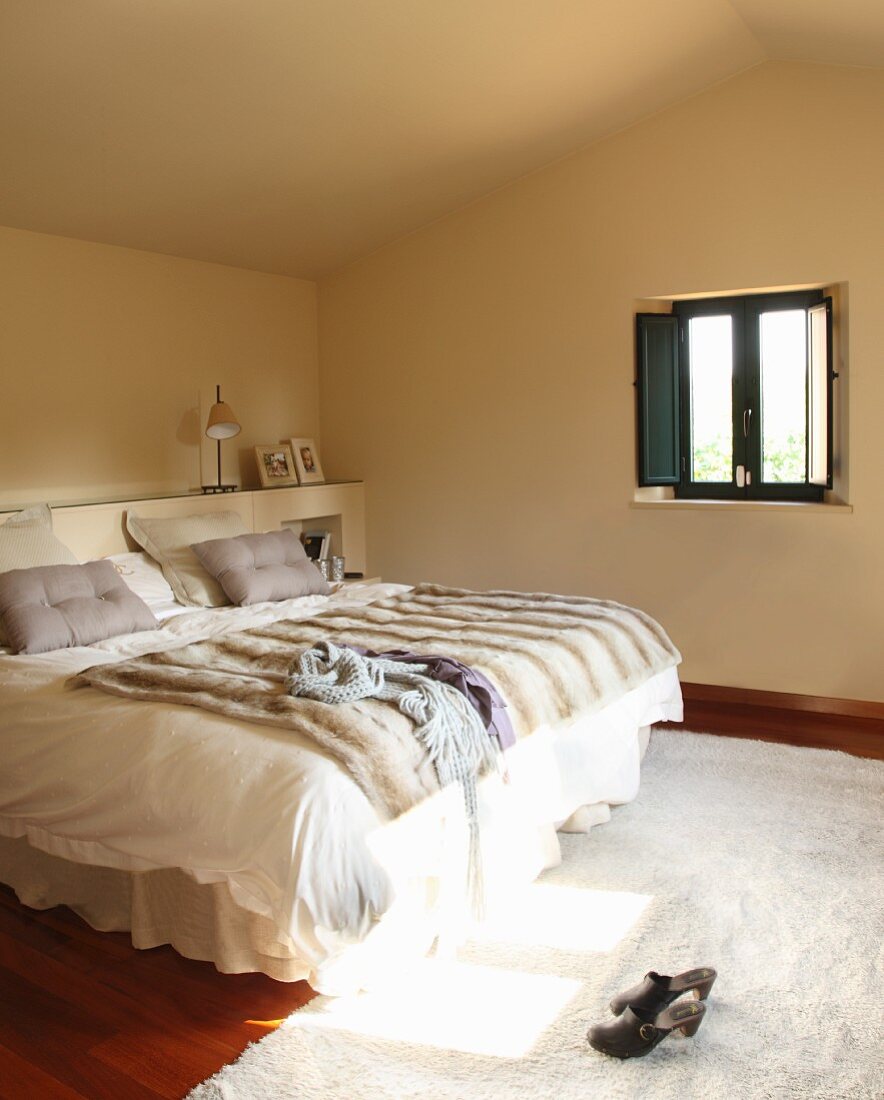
(106, 551), (177, 603)
(0, 504), (78, 647)
(126, 510), (250, 607)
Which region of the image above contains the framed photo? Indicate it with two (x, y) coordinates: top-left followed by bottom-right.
(287, 437), (325, 484)
(255, 443), (299, 488)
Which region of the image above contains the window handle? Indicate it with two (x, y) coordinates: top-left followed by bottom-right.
(743, 408), (752, 438)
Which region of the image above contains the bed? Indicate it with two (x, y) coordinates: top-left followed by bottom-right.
(0, 504), (682, 995)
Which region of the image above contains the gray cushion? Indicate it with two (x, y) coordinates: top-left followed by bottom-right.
(126, 510), (250, 607)
(0, 504), (78, 647)
(191, 529), (330, 606)
(0, 560), (158, 655)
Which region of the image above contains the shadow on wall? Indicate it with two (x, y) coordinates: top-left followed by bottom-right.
(238, 447), (261, 490)
(176, 406), (201, 446)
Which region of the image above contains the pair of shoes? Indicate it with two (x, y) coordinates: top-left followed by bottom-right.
(587, 967), (717, 1059)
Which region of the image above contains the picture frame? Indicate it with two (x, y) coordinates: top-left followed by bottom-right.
(254, 443), (299, 488)
(287, 437), (325, 484)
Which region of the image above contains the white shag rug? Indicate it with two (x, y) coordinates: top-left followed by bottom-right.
(190, 731), (884, 1099)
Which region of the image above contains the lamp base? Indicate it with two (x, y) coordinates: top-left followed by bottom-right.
(201, 484), (238, 494)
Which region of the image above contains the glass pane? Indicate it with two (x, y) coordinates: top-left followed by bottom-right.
(689, 315), (733, 482)
(807, 304), (828, 486)
(760, 310), (806, 483)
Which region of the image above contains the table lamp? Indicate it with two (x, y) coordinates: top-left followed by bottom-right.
(202, 385), (241, 493)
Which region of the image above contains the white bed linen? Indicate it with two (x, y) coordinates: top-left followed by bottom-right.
(0, 583), (682, 992)
(106, 550), (192, 621)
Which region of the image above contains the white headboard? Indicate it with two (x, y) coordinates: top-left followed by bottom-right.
(47, 494), (255, 560)
(0, 483), (366, 571)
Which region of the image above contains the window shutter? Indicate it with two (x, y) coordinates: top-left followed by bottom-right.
(808, 298), (833, 488)
(636, 314), (681, 486)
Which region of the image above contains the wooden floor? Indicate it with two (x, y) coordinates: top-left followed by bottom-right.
(0, 885), (315, 1099)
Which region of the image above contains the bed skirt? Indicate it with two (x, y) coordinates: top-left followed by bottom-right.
(0, 834), (311, 980)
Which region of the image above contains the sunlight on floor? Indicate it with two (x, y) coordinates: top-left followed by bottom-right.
(476, 882), (653, 953)
(284, 956), (582, 1058)
(273, 883), (653, 1059)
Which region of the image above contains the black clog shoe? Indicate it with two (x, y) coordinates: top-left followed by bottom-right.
(587, 999), (706, 1059)
(609, 966), (717, 1016)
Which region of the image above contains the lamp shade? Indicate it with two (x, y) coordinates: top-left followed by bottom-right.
(205, 400), (241, 440)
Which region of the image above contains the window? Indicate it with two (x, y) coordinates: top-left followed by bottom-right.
(637, 290), (835, 501)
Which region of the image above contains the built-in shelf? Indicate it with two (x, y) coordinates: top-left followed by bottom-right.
(0, 480), (363, 515)
(0, 482), (368, 571)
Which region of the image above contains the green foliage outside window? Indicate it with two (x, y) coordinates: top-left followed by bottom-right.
(692, 435), (731, 482)
(693, 432), (806, 483)
(763, 432), (805, 483)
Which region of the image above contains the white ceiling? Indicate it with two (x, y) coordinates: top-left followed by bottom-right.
(1, 1), (881, 278)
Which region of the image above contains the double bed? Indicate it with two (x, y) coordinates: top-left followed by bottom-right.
(0, 500), (682, 995)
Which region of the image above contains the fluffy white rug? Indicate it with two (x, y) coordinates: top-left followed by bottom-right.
(190, 731), (884, 1099)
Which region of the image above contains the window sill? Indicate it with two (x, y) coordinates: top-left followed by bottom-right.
(630, 498), (852, 514)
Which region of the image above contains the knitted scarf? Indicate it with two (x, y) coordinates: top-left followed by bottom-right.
(286, 641), (500, 914)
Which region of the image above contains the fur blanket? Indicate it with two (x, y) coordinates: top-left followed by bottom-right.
(72, 584), (680, 819)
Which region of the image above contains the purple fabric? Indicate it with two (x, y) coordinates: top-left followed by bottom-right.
(347, 646), (515, 751)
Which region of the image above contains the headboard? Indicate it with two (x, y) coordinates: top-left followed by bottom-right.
(0, 482), (366, 571)
(0, 494), (253, 561)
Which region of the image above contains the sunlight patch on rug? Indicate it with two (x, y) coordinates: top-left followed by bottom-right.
(477, 883), (652, 953)
(283, 956), (582, 1058)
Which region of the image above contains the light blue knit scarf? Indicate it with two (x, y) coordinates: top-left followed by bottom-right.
(286, 641), (500, 914)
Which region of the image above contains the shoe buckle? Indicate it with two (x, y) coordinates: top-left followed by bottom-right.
(639, 1024), (656, 1041)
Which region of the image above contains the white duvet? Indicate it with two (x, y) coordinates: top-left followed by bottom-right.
(0, 582), (682, 992)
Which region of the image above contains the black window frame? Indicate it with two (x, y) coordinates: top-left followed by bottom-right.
(636, 289), (834, 502)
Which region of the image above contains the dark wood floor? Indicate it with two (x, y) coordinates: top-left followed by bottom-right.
(0, 885), (315, 1099)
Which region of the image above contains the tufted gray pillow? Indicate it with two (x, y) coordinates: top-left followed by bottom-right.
(0, 504), (78, 647)
(126, 510), (250, 607)
(191, 529), (330, 606)
(0, 560), (158, 655)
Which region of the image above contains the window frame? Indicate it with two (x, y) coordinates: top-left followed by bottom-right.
(673, 289), (828, 502)
(673, 295), (746, 500)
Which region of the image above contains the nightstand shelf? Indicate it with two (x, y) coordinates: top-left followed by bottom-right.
(251, 483), (366, 576)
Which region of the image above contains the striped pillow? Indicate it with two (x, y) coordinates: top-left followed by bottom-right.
(126, 510), (250, 607)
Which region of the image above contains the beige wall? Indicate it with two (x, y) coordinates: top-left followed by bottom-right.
(0, 227), (319, 504)
(319, 61), (884, 702)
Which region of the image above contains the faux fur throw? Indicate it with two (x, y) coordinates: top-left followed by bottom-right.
(71, 585), (680, 820)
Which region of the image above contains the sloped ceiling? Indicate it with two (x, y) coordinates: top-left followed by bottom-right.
(0, 1), (881, 278)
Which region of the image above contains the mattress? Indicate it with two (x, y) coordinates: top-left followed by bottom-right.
(0, 582), (682, 992)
